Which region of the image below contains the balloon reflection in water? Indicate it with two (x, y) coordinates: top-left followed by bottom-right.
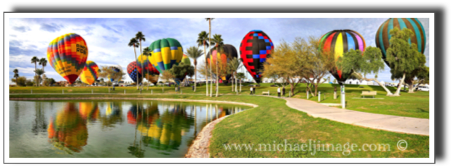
(129, 103), (194, 154)
(78, 102), (99, 122)
(100, 102), (123, 128)
(47, 103), (88, 154)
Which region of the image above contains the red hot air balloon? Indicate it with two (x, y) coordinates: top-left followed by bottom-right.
(239, 30), (274, 83)
(127, 61), (143, 84)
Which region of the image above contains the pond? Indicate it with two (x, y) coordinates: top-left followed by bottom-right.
(9, 100), (250, 158)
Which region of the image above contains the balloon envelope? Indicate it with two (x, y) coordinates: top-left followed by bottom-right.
(79, 60), (99, 85)
(239, 30), (274, 83)
(47, 33), (88, 84)
(137, 54), (160, 84)
(375, 18), (427, 65)
(108, 66), (121, 82)
(148, 38), (183, 74)
(127, 61), (143, 84)
(319, 29), (366, 83)
(206, 44), (238, 84)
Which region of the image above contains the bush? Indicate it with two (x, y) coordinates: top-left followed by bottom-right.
(26, 80), (34, 86)
(12, 76), (27, 86)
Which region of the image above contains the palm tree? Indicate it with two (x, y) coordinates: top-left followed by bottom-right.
(197, 31), (210, 96)
(13, 68), (19, 85)
(31, 56), (39, 87)
(142, 47), (152, 89)
(229, 58), (242, 94)
(206, 18), (214, 97)
(185, 46), (204, 92)
(136, 32), (146, 90)
(128, 38), (140, 90)
(39, 58), (47, 71)
(35, 69), (45, 86)
(212, 34), (224, 97)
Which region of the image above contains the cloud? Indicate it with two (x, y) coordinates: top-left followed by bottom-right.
(9, 46), (43, 56)
(40, 23), (63, 32)
(13, 26), (30, 32)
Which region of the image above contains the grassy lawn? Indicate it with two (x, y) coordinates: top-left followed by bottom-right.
(10, 82), (429, 118)
(9, 93), (429, 158)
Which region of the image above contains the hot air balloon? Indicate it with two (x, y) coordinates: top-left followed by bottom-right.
(206, 44), (238, 84)
(137, 54), (160, 84)
(108, 66), (121, 82)
(79, 61), (99, 85)
(239, 30), (274, 83)
(47, 33), (88, 84)
(148, 38), (184, 73)
(127, 61), (143, 84)
(375, 18), (426, 65)
(318, 29), (366, 83)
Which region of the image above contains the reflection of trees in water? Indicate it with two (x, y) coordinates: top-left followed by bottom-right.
(99, 102), (123, 129)
(128, 102), (194, 156)
(32, 102), (47, 135)
(47, 102), (88, 154)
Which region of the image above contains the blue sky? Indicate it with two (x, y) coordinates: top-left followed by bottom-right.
(8, 18), (429, 84)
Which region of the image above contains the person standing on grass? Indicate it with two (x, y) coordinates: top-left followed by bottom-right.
(282, 86), (286, 96)
(277, 87), (281, 97)
(250, 87), (253, 95)
(253, 86), (256, 94)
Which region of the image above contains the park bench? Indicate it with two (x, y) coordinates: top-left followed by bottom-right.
(361, 91), (377, 98)
(262, 90), (270, 95)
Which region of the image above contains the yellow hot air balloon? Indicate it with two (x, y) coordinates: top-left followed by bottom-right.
(80, 61), (99, 85)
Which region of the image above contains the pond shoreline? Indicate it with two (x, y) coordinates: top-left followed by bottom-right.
(10, 97), (258, 158)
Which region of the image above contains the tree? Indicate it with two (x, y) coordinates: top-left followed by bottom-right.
(337, 47), (393, 95)
(128, 38), (140, 90)
(160, 70), (175, 85)
(170, 61), (195, 88)
(142, 47), (152, 89)
(98, 66), (125, 89)
(185, 46), (204, 92)
(386, 27), (426, 96)
(206, 18), (214, 97)
(13, 68), (19, 85)
(26, 79), (34, 86)
(43, 78), (56, 86)
(237, 73), (245, 92)
(39, 58), (47, 71)
(411, 66), (429, 92)
(263, 41), (303, 95)
(298, 36), (329, 96)
(12, 76), (27, 86)
(31, 56), (39, 87)
(197, 31), (212, 95)
(136, 32), (146, 90)
(34, 69), (45, 86)
(212, 34), (224, 97)
(228, 58), (242, 93)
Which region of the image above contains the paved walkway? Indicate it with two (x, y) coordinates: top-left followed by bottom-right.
(285, 98), (429, 136)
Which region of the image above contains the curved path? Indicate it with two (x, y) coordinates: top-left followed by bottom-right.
(285, 98), (429, 136)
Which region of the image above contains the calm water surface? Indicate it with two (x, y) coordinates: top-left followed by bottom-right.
(9, 100), (250, 158)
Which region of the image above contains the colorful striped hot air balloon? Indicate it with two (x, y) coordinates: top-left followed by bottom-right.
(127, 61), (143, 84)
(137, 54), (160, 84)
(47, 33), (88, 84)
(79, 61), (99, 85)
(318, 29), (366, 83)
(108, 66), (121, 82)
(206, 44), (238, 84)
(148, 38), (184, 74)
(239, 30), (274, 83)
(375, 18), (427, 65)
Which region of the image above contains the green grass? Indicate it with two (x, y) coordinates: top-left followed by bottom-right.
(9, 93), (429, 158)
(10, 83), (429, 118)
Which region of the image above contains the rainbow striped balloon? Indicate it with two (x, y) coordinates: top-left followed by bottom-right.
(148, 38), (183, 73)
(79, 61), (99, 85)
(319, 29), (366, 82)
(47, 33), (88, 84)
(137, 54), (160, 84)
(375, 18), (426, 64)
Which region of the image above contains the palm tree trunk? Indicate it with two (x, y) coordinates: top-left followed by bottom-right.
(133, 46), (139, 90)
(194, 60), (197, 92)
(204, 45), (208, 96)
(234, 72), (237, 93)
(216, 55), (219, 97)
(209, 20), (213, 97)
(35, 63), (38, 87)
